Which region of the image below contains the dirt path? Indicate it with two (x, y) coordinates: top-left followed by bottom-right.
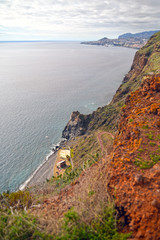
(97, 131), (114, 158)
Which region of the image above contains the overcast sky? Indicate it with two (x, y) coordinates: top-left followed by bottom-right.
(0, 0), (160, 41)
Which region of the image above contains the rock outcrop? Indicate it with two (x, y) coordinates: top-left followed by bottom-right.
(62, 111), (91, 139)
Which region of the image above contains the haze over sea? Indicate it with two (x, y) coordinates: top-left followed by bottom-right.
(0, 42), (136, 192)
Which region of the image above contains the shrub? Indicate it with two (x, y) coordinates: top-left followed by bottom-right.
(138, 148), (144, 152)
(150, 154), (160, 164)
(134, 153), (160, 169)
(149, 142), (156, 147)
(2, 191), (32, 210)
(128, 118), (133, 123)
(146, 133), (153, 140)
(142, 125), (149, 129)
(0, 209), (53, 240)
(55, 206), (131, 240)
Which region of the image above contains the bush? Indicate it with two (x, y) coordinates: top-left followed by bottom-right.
(55, 206), (131, 240)
(0, 209), (53, 240)
(2, 190), (32, 209)
(146, 133), (153, 140)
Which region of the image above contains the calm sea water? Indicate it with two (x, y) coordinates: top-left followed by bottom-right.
(0, 42), (136, 192)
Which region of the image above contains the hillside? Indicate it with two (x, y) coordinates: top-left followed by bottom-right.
(109, 73), (160, 239)
(81, 30), (160, 49)
(0, 32), (160, 239)
(118, 31), (159, 39)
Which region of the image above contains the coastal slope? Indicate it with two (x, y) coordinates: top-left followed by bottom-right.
(63, 32), (160, 138)
(0, 32), (160, 239)
(31, 31), (160, 238)
(58, 32), (160, 238)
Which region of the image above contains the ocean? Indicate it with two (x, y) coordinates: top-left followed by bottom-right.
(0, 41), (136, 192)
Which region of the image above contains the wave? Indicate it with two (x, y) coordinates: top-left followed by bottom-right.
(18, 140), (64, 191)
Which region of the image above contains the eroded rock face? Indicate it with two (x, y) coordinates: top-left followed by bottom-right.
(62, 111), (91, 140)
(122, 51), (148, 84)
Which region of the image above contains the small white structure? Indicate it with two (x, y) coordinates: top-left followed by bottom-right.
(60, 149), (70, 159)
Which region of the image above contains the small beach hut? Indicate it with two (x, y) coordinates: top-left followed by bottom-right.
(57, 160), (66, 168)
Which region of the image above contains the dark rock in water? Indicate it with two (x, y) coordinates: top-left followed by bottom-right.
(62, 111), (91, 140)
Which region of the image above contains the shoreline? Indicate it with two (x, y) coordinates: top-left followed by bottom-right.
(19, 139), (67, 190)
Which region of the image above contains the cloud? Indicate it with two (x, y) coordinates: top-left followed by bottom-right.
(0, 0), (160, 40)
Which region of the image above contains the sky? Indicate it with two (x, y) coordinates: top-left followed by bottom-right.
(0, 0), (160, 41)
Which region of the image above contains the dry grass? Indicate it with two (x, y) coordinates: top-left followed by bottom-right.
(70, 132), (102, 169)
(28, 156), (112, 235)
(72, 158), (112, 224)
(28, 131), (113, 235)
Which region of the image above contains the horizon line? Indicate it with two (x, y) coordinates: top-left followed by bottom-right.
(0, 40), (83, 43)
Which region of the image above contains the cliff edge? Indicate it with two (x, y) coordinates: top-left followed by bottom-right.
(63, 32), (160, 140)
(62, 111), (91, 139)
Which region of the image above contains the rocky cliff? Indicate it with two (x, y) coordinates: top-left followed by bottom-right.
(63, 32), (160, 140)
(62, 111), (91, 139)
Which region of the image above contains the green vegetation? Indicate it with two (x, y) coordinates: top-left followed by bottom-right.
(101, 132), (114, 154)
(134, 158), (151, 169)
(70, 148), (74, 158)
(157, 135), (160, 140)
(0, 191), (131, 240)
(146, 132), (153, 140)
(55, 206), (130, 240)
(0, 193), (52, 240)
(2, 191), (32, 210)
(138, 32), (160, 57)
(138, 148), (144, 152)
(88, 190), (95, 197)
(134, 153), (160, 169)
(71, 133), (101, 169)
(52, 153), (99, 190)
(149, 142), (156, 147)
(111, 31), (160, 115)
(150, 153), (160, 164)
(129, 118), (134, 123)
(87, 105), (119, 133)
(0, 212), (53, 240)
(142, 125), (149, 129)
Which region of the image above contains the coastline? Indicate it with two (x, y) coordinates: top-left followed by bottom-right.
(19, 140), (67, 190)
(19, 152), (57, 190)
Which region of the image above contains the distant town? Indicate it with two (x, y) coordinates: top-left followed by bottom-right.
(81, 30), (159, 49)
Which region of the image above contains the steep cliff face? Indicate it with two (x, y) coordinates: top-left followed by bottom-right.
(63, 32), (160, 140)
(62, 111), (91, 139)
(112, 31), (160, 105)
(108, 74), (160, 239)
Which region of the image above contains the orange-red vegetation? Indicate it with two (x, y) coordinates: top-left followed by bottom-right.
(108, 74), (160, 239)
